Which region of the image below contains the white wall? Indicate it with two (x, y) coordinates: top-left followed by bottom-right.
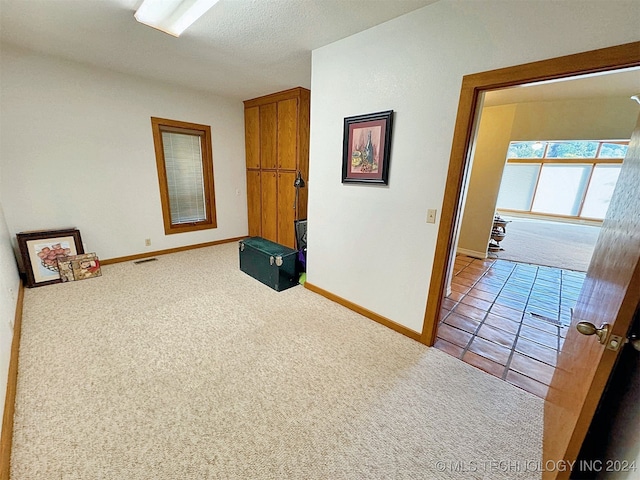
(511, 97), (639, 141)
(307, 0), (640, 333)
(0, 45), (248, 260)
(458, 104), (516, 257)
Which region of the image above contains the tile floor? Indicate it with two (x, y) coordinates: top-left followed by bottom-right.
(434, 255), (586, 398)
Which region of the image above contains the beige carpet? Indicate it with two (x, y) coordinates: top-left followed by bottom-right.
(494, 216), (600, 272)
(12, 243), (542, 479)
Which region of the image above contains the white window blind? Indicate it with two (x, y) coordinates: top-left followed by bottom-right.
(580, 165), (622, 218)
(496, 163), (540, 211)
(162, 131), (207, 225)
(532, 164), (591, 216)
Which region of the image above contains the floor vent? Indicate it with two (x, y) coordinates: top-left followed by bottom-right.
(529, 312), (562, 326)
(133, 258), (158, 265)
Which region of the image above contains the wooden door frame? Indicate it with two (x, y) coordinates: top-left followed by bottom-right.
(420, 41), (640, 346)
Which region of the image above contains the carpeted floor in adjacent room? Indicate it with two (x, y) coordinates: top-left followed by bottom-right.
(492, 216), (600, 272)
(11, 242), (543, 479)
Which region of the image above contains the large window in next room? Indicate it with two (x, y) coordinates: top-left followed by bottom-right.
(496, 140), (628, 221)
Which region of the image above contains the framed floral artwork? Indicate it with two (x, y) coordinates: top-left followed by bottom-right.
(17, 228), (84, 287)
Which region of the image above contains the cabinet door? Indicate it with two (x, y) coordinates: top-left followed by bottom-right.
(277, 171), (297, 249)
(244, 106), (260, 169)
(260, 103), (277, 170)
(261, 171), (278, 243)
(277, 98), (298, 171)
(246, 170), (261, 237)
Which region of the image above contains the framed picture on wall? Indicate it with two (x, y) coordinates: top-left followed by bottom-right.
(342, 110), (394, 185)
(17, 228), (84, 288)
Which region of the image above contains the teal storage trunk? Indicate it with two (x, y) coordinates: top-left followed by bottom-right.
(239, 237), (298, 292)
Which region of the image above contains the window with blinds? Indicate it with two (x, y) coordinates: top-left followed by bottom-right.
(151, 117), (217, 234)
(496, 140), (627, 221)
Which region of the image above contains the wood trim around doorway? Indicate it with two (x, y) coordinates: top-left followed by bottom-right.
(420, 41), (640, 346)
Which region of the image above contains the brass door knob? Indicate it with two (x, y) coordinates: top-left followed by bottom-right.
(576, 321), (610, 345)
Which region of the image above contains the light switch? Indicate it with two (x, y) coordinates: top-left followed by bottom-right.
(427, 209), (437, 224)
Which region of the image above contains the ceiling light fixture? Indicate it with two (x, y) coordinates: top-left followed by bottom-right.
(134, 0), (220, 37)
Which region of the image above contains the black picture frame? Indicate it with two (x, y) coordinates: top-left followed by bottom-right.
(16, 228), (84, 288)
(342, 110), (394, 185)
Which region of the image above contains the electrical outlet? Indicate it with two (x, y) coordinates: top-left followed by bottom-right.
(427, 209), (437, 224)
(145, 238), (151, 246)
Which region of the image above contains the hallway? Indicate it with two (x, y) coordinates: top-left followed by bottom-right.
(434, 255), (585, 398)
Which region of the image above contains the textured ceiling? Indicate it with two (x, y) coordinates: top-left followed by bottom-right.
(0, 0), (437, 100)
(2, 1), (636, 103)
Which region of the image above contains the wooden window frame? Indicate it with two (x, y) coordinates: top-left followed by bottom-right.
(151, 117), (217, 235)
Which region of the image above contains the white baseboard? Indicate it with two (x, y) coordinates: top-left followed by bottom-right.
(456, 248), (487, 259)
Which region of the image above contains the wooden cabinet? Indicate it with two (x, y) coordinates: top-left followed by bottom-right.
(260, 171), (278, 242)
(277, 171), (297, 247)
(277, 98), (298, 170)
(243, 87), (310, 249)
(259, 103), (277, 169)
(246, 170), (262, 236)
(244, 106), (260, 169)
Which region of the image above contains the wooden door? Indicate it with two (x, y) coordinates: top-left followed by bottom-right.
(277, 98), (298, 171)
(542, 116), (640, 479)
(277, 171), (297, 249)
(246, 170), (261, 237)
(260, 171), (278, 243)
(244, 106), (260, 169)
(260, 103), (277, 169)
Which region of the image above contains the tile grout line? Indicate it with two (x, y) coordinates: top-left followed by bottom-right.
(504, 265), (566, 385)
(501, 263), (538, 381)
(458, 259), (519, 371)
(456, 261), (491, 357)
(441, 257), (587, 396)
(451, 258), (498, 358)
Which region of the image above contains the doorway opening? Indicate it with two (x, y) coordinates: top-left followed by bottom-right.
(419, 42), (640, 400)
